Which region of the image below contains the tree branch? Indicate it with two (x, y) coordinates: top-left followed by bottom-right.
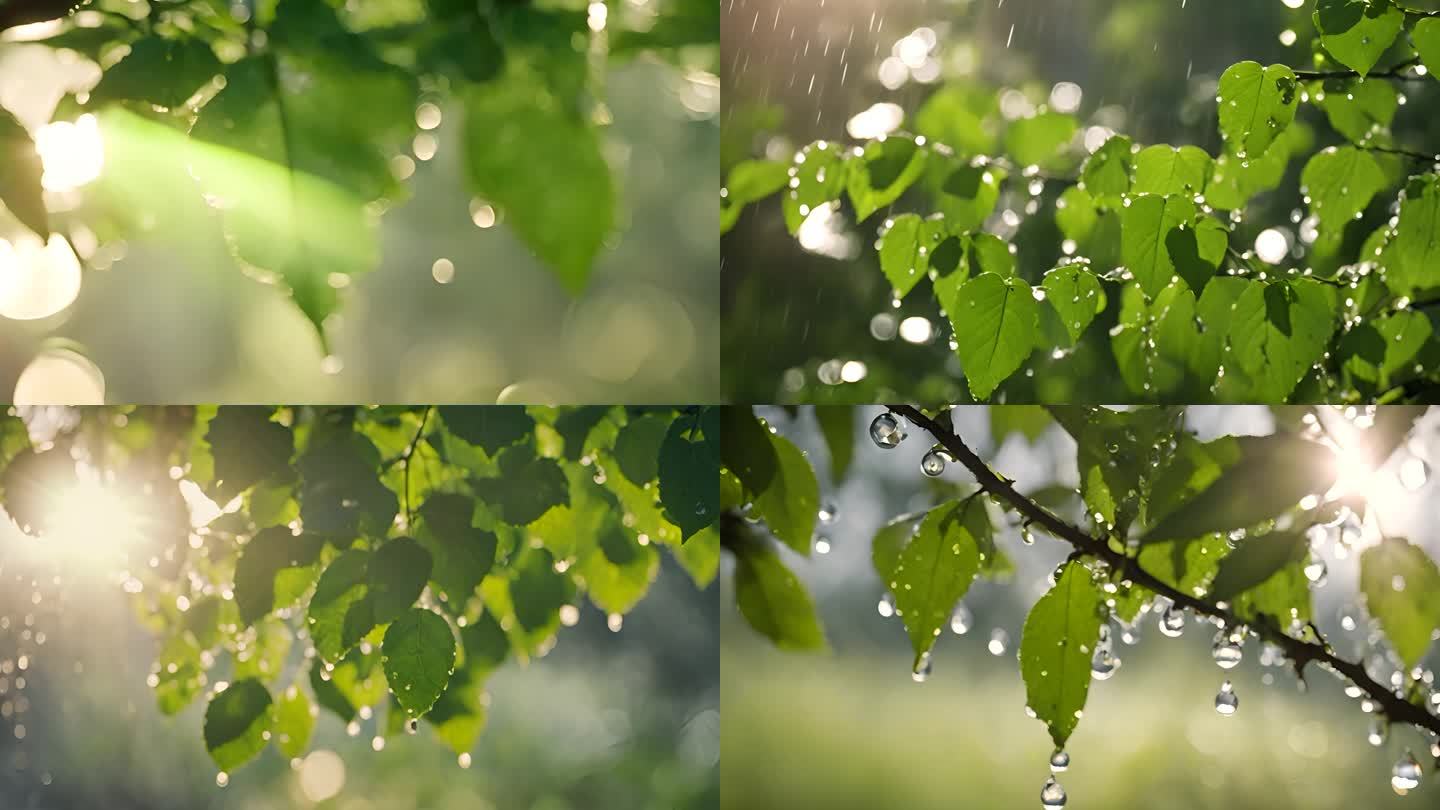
(886, 404), (1440, 740)
(401, 406), (432, 525)
(1294, 56), (1425, 82)
(1358, 144), (1438, 163)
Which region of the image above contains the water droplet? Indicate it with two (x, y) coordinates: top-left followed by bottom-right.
(818, 501), (838, 523)
(1212, 636), (1243, 670)
(988, 628), (1009, 656)
(869, 412), (907, 449)
(950, 603), (972, 635)
(407, 718), (419, 735)
(921, 448), (946, 477)
(1049, 750), (1070, 773)
(1391, 751), (1422, 793)
(1020, 525), (1035, 545)
(1368, 716), (1388, 746)
(1214, 680), (1238, 715)
(912, 651), (933, 683)
(1159, 604), (1185, 637)
(1040, 775), (1068, 808)
(814, 535), (832, 554)
(878, 592), (896, 618)
(1090, 647), (1120, 680)
(1304, 558), (1328, 585)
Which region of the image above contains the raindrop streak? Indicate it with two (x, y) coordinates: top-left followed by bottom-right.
(869, 412), (907, 448)
(1040, 775), (1067, 808)
(920, 448), (946, 477)
(1049, 750), (1070, 773)
(1391, 751), (1422, 793)
(1214, 680), (1239, 715)
(1159, 605), (1185, 637)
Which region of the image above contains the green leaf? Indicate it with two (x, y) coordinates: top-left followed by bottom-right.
(932, 161), (1004, 231)
(439, 407), (534, 455)
(815, 406), (855, 482)
(368, 537), (433, 624)
(1317, 78), (1398, 143)
(1132, 145), (1212, 196)
(871, 510), (926, 579)
(990, 406), (1052, 444)
(877, 213), (935, 299)
(86, 35), (221, 110)
(1301, 146), (1386, 238)
(1112, 281), (1199, 397)
(722, 159), (789, 234)
(508, 546), (573, 640)
(846, 136), (928, 220)
(470, 444), (569, 526)
(913, 83), (997, 156)
(932, 232), (1016, 310)
(272, 683), (316, 759)
(306, 549), (370, 663)
(0, 106), (48, 238)
(297, 426), (397, 539)
(1055, 185), (1099, 243)
(204, 680), (273, 772)
(1169, 215), (1228, 295)
(1148, 433), (1242, 526)
(207, 406), (294, 501)
(947, 272), (1040, 400)
(728, 523), (826, 651)
(1216, 62), (1299, 158)
(463, 75), (613, 292)
(1313, 0), (1404, 77)
(1079, 134), (1133, 207)
(1050, 406), (1180, 533)
(782, 142), (849, 234)
(749, 428), (819, 556)
(657, 419), (720, 540)
(1189, 276), (1252, 384)
(1341, 310), (1432, 387)
(416, 493), (496, 601)
(1390, 174), (1440, 294)
(877, 498), (989, 667)
(1142, 434), (1337, 542)
(1360, 537), (1440, 667)
(233, 617), (294, 683)
(233, 527), (323, 626)
(612, 413), (671, 485)
(1228, 279), (1338, 400)
(153, 635), (205, 716)
(577, 521), (660, 614)
(1415, 18), (1440, 80)
(1121, 194), (1196, 297)
(720, 408), (779, 496)
(382, 608), (457, 717)
(1019, 561), (1104, 750)
(1003, 111), (1077, 169)
(1211, 530), (1309, 601)
(1043, 262), (1105, 344)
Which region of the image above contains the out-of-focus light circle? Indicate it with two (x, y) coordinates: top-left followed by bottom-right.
(1049, 82), (1084, 114)
(845, 103), (904, 140)
(35, 114), (103, 192)
(496, 379), (570, 404)
(13, 347), (105, 405)
(0, 234), (82, 320)
(298, 750), (345, 802)
(1254, 228), (1290, 264)
(431, 257), (455, 284)
(1282, 0), (1305, 8)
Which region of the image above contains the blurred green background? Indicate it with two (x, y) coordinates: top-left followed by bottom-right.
(720, 0), (1440, 402)
(0, 555), (718, 809)
(720, 406), (1440, 808)
(0, 32), (718, 403)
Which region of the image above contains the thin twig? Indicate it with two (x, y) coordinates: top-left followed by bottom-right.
(1358, 143), (1438, 163)
(401, 406), (433, 526)
(1294, 56), (1424, 81)
(886, 404), (1440, 740)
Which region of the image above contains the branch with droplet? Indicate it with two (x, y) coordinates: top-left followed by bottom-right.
(885, 404), (1440, 747)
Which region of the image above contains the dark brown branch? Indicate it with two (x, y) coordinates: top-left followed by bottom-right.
(887, 404), (1440, 740)
(1294, 56), (1424, 81)
(1358, 144), (1438, 163)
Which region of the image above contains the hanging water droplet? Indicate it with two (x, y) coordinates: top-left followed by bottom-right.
(921, 448), (946, 477)
(1214, 680), (1238, 715)
(1159, 604), (1185, 637)
(818, 501), (838, 523)
(1212, 636), (1243, 670)
(869, 412), (907, 448)
(912, 651), (933, 683)
(1367, 716), (1388, 746)
(1304, 557), (1328, 585)
(1049, 750), (1070, 773)
(1090, 647), (1120, 680)
(878, 592), (896, 618)
(1040, 775), (1068, 808)
(1020, 524), (1035, 545)
(1391, 750), (1422, 793)
(988, 628), (1009, 656)
(407, 718), (419, 735)
(814, 535), (832, 554)
(950, 603), (973, 635)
